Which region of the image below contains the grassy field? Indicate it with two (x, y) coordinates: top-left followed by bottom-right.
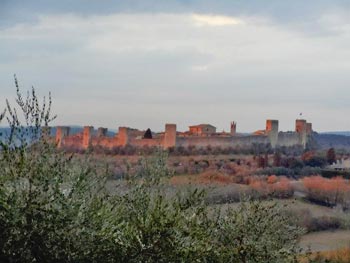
(300, 230), (350, 252)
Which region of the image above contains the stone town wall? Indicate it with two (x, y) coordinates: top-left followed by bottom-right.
(276, 132), (301, 147)
(58, 133), (272, 149)
(55, 119), (311, 150)
(60, 134), (82, 148)
(91, 137), (119, 148)
(176, 135), (269, 148)
(129, 138), (163, 147)
(60, 132), (163, 149)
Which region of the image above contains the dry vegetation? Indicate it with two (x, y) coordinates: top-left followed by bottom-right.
(308, 247), (350, 262)
(303, 176), (350, 209)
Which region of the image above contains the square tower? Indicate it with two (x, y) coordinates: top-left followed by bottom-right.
(296, 119), (307, 148)
(266, 120), (279, 148)
(118, 127), (129, 146)
(230, 121), (237, 136)
(295, 119), (307, 133)
(306, 123), (312, 135)
(56, 126), (70, 148)
(164, 124), (177, 148)
(83, 126), (94, 149)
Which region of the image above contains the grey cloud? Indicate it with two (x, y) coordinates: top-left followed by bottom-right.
(2, 1), (350, 30)
(1, 8), (350, 131)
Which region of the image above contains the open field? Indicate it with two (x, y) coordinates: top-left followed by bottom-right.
(300, 230), (350, 252)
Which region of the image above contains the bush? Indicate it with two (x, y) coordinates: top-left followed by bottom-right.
(205, 185), (246, 204)
(307, 216), (343, 232)
(303, 176), (350, 209)
(304, 156), (328, 168)
(214, 200), (303, 262)
(257, 167), (295, 177)
(299, 166), (322, 176)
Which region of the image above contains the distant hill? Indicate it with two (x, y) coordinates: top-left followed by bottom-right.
(320, 131), (350, 136)
(49, 126), (116, 137)
(314, 133), (350, 150)
(0, 126), (116, 139)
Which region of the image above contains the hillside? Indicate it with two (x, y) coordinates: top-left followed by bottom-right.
(0, 126), (116, 139)
(314, 133), (350, 150)
(321, 131), (350, 137)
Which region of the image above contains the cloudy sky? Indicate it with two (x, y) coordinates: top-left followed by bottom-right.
(1, 0), (350, 132)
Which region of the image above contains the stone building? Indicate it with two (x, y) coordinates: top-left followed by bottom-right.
(189, 124), (216, 136)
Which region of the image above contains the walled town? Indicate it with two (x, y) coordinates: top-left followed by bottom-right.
(54, 119), (313, 150)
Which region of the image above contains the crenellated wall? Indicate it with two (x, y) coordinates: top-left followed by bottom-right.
(130, 138), (162, 147)
(54, 119), (313, 150)
(60, 133), (82, 148)
(91, 137), (118, 148)
(177, 135), (269, 148)
(97, 127), (108, 137)
(276, 132), (302, 147)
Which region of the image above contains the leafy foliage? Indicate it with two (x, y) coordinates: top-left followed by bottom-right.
(215, 201), (303, 262)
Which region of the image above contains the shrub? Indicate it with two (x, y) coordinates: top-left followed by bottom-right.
(307, 216), (342, 232)
(215, 200), (303, 262)
(299, 166), (322, 176)
(205, 185), (246, 204)
(270, 177), (294, 198)
(326, 148), (337, 165)
(257, 167), (295, 177)
(303, 176), (350, 209)
(199, 171), (233, 185)
(249, 176), (294, 199)
(303, 156), (327, 168)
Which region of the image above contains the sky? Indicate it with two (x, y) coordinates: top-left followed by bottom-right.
(1, 0), (350, 132)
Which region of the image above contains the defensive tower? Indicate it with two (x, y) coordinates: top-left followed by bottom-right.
(295, 119), (307, 148)
(163, 124), (176, 148)
(83, 126), (94, 149)
(56, 126), (70, 148)
(266, 119), (279, 148)
(230, 121), (237, 136)
(118, 127), (129, 146)
(306, 123), (312, 135)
